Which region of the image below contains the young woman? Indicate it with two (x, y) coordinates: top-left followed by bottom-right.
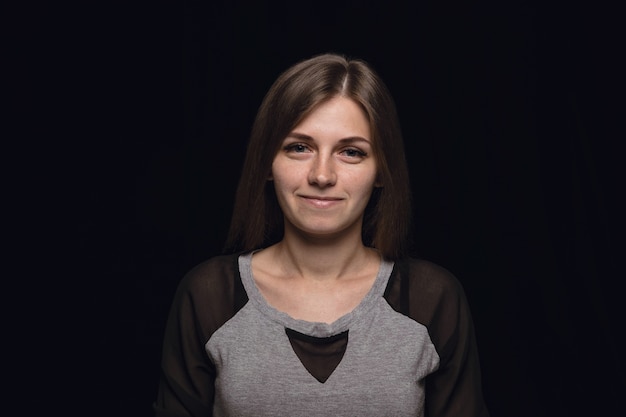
(154, 53), (490, 416)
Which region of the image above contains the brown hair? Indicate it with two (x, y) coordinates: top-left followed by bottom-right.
(224, 52), (412, 260)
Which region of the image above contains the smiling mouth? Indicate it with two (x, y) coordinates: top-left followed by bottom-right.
(300, 195), (343, 208)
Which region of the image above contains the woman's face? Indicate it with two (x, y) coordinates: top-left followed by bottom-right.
(271, 96), (378, 239)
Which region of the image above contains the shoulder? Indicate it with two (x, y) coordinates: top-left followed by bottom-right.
(168, 253), (247, 335)
(394, 257), (465, 298)
(181, 253), (240, 287)
(171, 253), (242, 306)
(386, 257), (470, 328)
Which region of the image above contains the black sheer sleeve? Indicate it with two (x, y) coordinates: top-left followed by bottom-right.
(153, 254), (246, 417)
(385, 258), (490, 417)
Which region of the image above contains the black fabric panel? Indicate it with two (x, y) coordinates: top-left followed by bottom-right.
(154, 254), (246, 416)
(285, 328), (349, 383)
(383, 258), (490, 417)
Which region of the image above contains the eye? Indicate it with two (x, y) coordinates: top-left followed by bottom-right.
(340, 147), (367, 159)
(284, 143), (311, 153)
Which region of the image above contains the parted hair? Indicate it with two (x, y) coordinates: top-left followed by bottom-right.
(224, 52), (412, 260)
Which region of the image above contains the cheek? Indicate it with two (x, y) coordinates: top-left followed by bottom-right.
(272, 159), (306, 187)
(271, 173), (299, 214)
(271, 166), (298, 195)
(272, 176), (288, 195)
(348, 170), (378, 193)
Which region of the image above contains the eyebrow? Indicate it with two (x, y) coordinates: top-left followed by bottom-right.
(286, 132), (371, 144)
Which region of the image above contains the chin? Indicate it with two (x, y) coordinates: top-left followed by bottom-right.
(297, 221), (356, 238)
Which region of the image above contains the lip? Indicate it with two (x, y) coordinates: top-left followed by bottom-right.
(300, 195), (343, 209)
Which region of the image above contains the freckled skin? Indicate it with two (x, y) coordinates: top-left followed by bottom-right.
(271, 96), (378, 240)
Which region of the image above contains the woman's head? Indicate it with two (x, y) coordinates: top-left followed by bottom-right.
(225, 52), (412, 260)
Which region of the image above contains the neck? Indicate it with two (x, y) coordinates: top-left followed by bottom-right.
(272, 225), (377, 282)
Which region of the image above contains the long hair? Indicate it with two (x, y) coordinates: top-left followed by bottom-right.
(224, 53), (412, 260)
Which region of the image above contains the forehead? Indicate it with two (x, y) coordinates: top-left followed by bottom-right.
(291, 96), (371, 139)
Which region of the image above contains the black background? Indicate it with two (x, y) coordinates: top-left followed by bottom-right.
(28, 1), (624, 416)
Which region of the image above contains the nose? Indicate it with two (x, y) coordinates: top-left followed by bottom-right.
(308, 155), (336, 187)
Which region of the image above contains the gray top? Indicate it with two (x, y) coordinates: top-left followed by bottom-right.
(153, 253), (490, 417)
(206, 252), (439, 416)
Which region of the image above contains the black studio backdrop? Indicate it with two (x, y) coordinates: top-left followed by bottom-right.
(75, 1), (624, 416)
